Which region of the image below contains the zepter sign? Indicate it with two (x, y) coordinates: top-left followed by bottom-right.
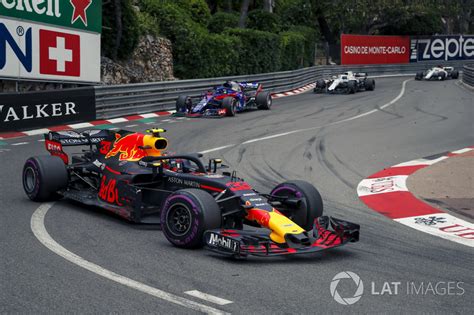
(410, 35), (474, 62)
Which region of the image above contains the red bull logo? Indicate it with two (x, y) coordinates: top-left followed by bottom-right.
(105, 133), (146, 161)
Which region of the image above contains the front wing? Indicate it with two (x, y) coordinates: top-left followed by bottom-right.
(204, 216), (359, 258)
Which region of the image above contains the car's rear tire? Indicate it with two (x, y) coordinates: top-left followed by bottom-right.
(161, 189), (221, 248)
(365, 79), (375, 91)
(347, 80), (356, 94)
(270, 180), (323, 231)
(222, 97), (236, 116)
(415, 72), (423, 80)
(451, 70), (459, 79)
(256, 91), (272, 110)
(23, 156), (68, 201)
(176, 95), (191, 112)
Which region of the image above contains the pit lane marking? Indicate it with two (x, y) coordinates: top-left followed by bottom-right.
(31, 203), (229, 315)
(184, 290), (233, 305)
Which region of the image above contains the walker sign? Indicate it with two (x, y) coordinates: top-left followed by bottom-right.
(0, 0), (101, 83)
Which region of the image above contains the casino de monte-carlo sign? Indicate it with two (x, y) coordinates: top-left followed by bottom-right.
(0, 0), (102, 83)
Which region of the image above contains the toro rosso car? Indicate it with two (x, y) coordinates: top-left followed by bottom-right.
(22, 128), (359, 258)
(415, 66), (459, 81)
(314, 71), (375, 94)
(175, 81), (272, 117)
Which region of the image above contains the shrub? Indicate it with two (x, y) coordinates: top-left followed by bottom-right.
(279, 31), (305, 70)
(208, 12), (239, 33)
(288, 25), (317, 67)
(247, 9), (281, 33)
(180, 0), (212, 26)
(225, 28), (281, 75)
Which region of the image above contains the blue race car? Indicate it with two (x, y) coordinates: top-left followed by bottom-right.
(175, 81), (272, 117)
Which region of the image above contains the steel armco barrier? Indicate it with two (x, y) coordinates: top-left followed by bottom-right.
(95, 60), (469, 119)
(462, 64), (474, 87)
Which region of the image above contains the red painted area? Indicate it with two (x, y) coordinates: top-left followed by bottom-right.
(360, 191), (442, 219)
(90, 120), (109, 126)
(48, 125), (72, 131)
(368, 165), (426, 178)
(0, 132), (27, 139)
(125, 115), (144, 121)
(200, 184), (224, 192)
(341, 34), (410, 65)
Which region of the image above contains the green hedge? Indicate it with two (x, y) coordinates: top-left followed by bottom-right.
(279, 31), (305, 70)
(247, 9), (281, 33)
(208, 12), (239, 33)
(225, 28), (281, 75)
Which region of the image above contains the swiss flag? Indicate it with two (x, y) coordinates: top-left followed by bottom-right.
(39, 30), (80, 77)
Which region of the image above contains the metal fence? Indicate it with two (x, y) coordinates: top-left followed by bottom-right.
(462, 64), (474, 87)
(95, 60), (468, 119)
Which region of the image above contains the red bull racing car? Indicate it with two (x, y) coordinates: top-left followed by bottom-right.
(175, 81), (272, 117)
(22, 128), (359, 258)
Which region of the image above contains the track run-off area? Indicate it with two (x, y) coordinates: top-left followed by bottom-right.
(1, 77), (473, 313)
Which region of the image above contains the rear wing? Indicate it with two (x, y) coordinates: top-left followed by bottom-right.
(45, 130), (112, 146)
(354, 72), (368, 78)
(238, 82), (261, 90)
(44, 130), (113, 164)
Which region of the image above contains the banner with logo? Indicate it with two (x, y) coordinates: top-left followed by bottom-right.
(0, 87), (96, 131)
(0, 0), (101, 83)
(341, 34), (410, 65)
(0, 0), (101, 33)
(410, 35), (474, 62)
(0, 18), (100, 83)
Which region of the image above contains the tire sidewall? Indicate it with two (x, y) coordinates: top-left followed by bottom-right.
(23, 159), (42, 200)
(161, 190), (220, 248)
(271, 180), (323, 230)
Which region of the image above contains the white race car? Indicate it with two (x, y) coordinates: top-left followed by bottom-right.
(415, 66), (459, 81)
(313, 71), (375, 94)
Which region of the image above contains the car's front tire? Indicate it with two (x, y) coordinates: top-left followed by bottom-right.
(222, 97), (236, 116)
(23, 156), (68, 201)
(176, 95), (191, 113)
(270, 180), (323, 231)
(161, 189), (221, 248)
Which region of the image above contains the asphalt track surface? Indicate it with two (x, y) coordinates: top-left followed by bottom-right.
(1, 77), (473, 313)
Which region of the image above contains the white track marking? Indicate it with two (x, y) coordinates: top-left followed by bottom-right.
(107, 118), (128, 124)
(394, 156), (448, 167)
(451, 148), (473, 154)
(38, 139), (45, 142)
(11, 142), (29, 146)
(140, 113), (159, 118)
(161, 119), (171, 122)
(24, 128), (50, 136)
(30, 203), (229, 315)
(125, 124), (138, 128)
(395, 213), (474, 248)
(184, 290), (233, 306)
(68, 122), (94, 129)
(199, 145), (235, 154)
